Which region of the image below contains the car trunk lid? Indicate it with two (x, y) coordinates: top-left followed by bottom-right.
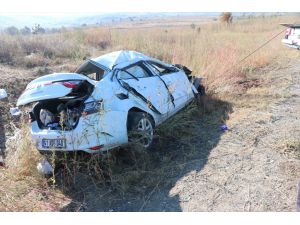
(17, 73), (94, 106)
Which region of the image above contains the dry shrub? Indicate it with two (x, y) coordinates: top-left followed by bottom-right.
(0, 126), (70, 212)
(1, 16), (291, 92)
(111, 16), (293, 94)
(0, 36), (22, 64)
(5, 124), (42, 177)
(20, 34), (90, 59)
(23, 53), (50, 68)
(0, 32), (90, 67)
(282, 139), (300, 159)
(220, 12), (233, 24)
(201, 45), (245, 92)
(83, 27), (111, 49)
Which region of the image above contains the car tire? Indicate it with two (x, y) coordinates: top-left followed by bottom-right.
(192, 78), (206, 96)
(195, 84), (206, 109)
(197, 84), (206, 96)
(127, 112), (155, 149)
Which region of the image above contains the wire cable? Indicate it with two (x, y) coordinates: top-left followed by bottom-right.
(222, 28), (287, 75)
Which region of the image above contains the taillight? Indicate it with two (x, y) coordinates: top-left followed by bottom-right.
(61, 81), (81, 88)
(89, 145), (103, 151)
(286, 28), (292, 36)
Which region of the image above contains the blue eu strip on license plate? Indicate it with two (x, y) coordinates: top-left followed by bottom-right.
(42, 139), (66, 148)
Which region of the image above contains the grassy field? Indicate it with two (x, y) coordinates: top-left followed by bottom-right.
(0, 15), (296, 90)
(0, 14), (299, 211)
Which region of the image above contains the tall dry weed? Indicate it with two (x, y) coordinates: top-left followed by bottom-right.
(5, 124), (42, 177)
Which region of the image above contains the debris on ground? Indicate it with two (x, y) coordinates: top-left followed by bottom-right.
(220, 124), (228, 131)
(5, 128), (22, 153)
(37, 159), (53, 175)
(10, 107), (22, 117)
(0, 155), (4, 167)
(0, 89), (8, 100)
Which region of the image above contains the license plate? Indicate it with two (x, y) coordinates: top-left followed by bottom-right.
(42, 139), (66, 149)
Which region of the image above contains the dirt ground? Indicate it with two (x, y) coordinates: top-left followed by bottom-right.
(0, 56), (299, 212)
(62, 57), (300, 212)
(166, 58), (300, 212)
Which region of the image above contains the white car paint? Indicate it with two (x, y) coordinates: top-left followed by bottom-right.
(17, 73), (95, 106)
(281, 24), (300, 50)
(17, 51), (199, 153)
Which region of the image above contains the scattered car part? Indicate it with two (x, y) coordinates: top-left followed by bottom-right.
(221, 124), (228, 132)
(37, 159), (53, 175)
(0, 89), (7, 100)
(10, 107), (22, 117)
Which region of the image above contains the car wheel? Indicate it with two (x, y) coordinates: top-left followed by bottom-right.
(197, 84), (206, 96)
(128, 112), (155, 149)
(195, 84), (206, 109)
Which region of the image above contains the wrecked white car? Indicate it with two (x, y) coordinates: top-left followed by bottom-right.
(17, 50), (204, 153)
(281, 23), (300, 50)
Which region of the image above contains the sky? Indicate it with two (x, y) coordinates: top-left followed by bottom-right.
(0, 0), (298, 15)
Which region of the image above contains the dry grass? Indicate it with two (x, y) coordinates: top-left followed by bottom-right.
(0, 15), (295, 88)
(5, 125), (42, 176)
(0, 124), (73, 211)
(0, 31), (91, 66)
(109, 15), (295, 93)
(0, 14), (299, 211)
(281, 139), (300, 159)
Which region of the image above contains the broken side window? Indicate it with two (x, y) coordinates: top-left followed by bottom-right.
(126, 65), (149, 78)
(146, 62), (177, 76)
(76, 61), (107, 81)
(118, 65), (150, 80)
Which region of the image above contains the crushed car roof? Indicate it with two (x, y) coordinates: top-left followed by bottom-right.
(76, 50), (172, 73)
(92, 50), (152, 70)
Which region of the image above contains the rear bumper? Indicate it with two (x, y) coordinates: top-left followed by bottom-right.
(282, 39), (300, 49)
(31, 111), (128, 153)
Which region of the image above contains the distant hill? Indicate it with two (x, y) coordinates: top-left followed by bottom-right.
(0, 12), (282, 29)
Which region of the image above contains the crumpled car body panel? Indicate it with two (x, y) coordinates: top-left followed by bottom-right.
(18, 50), (200, 153)
(17, 73), (95, 106)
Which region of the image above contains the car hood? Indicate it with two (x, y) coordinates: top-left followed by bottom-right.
(17, 73), (94, 106)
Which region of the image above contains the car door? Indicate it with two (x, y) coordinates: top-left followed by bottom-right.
(145, 61), (194, 111)
(117, 63), (173, 115)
